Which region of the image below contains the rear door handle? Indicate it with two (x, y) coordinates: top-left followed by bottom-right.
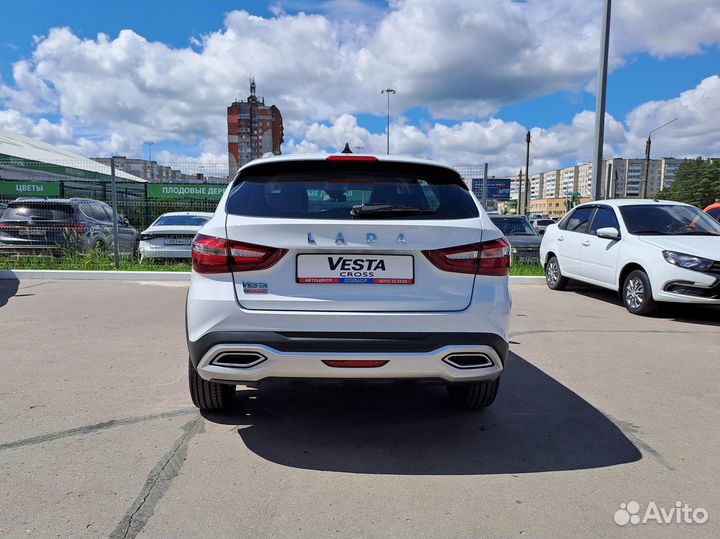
(558, 236), (564, 241)
(582, 240), (591, 246)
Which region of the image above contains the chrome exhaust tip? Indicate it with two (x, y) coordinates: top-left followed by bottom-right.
(442, 353), (494, 369)
(211, 352), (267, 368)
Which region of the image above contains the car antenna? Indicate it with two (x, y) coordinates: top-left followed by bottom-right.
(341, 142), (353, 154)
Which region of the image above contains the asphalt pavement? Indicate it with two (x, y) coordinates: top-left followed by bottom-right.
(0, 278), (718, 538)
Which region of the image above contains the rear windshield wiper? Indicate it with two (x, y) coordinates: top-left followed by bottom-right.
(351, 203), (435, 217)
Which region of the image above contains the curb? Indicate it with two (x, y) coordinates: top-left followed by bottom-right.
(0, 270), (546, 284)
(509, 276), (546, 285)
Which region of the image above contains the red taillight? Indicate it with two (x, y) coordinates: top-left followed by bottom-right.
(326, 155), (379, 162)
(477, 238), (512, 276)
(423, 238), (511, 276)
(322, 360), (389, 368)
(192, 234), (230, 274)
(191, 234), (287, 274)
(228, 241), (287, 272)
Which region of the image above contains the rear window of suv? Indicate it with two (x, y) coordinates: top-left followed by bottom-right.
(226, 161), (479, 220)
(1, 203), (74, 222)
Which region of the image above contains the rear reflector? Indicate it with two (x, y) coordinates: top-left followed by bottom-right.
(326, 155), (379, 162)
(192, 234), (287, 274)
(322, 360), (389, 368)
(423, 237), (511, 276)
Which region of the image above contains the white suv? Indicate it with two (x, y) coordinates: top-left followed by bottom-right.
(186, 154), (511, 411)
(540, 199), (720, 315)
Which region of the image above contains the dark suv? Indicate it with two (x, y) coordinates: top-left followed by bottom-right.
(0, 198), (139, 256)
(489, 215), (542, 263)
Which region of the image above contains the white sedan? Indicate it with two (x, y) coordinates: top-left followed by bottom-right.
(540, 199), (720, 315)
(139, 212), (213, 261)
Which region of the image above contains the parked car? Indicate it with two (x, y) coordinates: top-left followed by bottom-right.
(139, 211), (213, 261)
(0, 197), (138, 256)
(489, 215), (542, 263)
(531, 218), (556, 235)
(704, 202), (720, 222)
(186, 154), (512, 411)
(540, 199), (720, 315)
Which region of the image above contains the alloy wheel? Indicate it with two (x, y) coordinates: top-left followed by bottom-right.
(547, 260), (559, 286)
(625, 277), (644, 310)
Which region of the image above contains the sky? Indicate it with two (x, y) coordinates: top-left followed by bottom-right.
(0, 0), (718, 178)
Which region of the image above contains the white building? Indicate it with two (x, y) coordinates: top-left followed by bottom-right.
(0, 130), (144, 184)
(576, 163), (594, 198)
(542, 170), (559, 198)
(659, 158), (686, 190)
(529, 173), (543, 200)
(559, 166), (577, 198)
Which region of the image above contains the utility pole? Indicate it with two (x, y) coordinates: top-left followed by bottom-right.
(641, 117), (678, 198)
(144, 141), (154, 182)
(517, 169), (523, 215)
(524, 131), (531, 216)
(381, 88), (396, 155)
(591, 0), (612, 201)
(482, 162), (489, 209)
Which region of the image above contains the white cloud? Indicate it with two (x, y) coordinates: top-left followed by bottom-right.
(0, 0), (717, 174)
(623, 75), (720, 158)
(613, 0), (720, 57)
(287, 110), (628, 177)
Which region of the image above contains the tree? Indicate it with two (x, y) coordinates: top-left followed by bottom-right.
(658, 159), (720, 208)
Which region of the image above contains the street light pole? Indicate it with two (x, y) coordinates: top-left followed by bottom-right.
(381, 88), (396, 155)
(641, 117), (678, 198)
(524, 131), (531, 216)
(144, 141), (154, 182)
(591, 0), (612, 201)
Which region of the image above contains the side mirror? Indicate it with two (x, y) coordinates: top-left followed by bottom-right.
(596, 227), (621, 240)
(120, 216), (130, 226)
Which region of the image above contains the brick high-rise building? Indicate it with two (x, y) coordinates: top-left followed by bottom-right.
(227, 79), (284, 174)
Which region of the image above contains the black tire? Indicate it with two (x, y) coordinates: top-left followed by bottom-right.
(188, 359), (235, 411)
(622, 269), (658, 316)
(545, 255), (568, 291)
(447, 378), (500, 410)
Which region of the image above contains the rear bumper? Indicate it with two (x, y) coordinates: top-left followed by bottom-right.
(139, 241), (192, 259)
(190, 331), (508, 384)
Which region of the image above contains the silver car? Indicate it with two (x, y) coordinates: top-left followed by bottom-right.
(139, 211), (212, 261)
(531, 218), (556, 235)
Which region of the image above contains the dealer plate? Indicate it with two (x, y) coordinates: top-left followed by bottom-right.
(296, 254), (414, 284)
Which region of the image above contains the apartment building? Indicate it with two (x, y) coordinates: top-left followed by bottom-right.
(92, 157), (207, 183)
(227, 79), (284, 173)
(528, 197), (591, 219)
(559, 166), (578, 197)
(542, 170), (560, 198)
(529, 173), (543, 200)
(576, 163), (594, 198)
(659, 158), (686, 190)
